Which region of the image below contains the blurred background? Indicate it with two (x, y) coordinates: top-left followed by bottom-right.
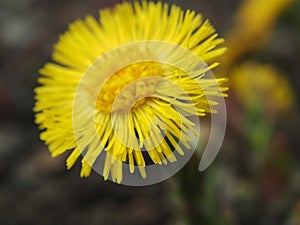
(0, 0), (300, 224)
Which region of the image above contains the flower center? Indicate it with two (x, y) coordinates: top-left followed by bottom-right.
(96, 62), (163, 113)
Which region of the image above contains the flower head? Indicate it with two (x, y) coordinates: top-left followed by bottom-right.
(230, 62), (293, 116)
(34, 1), (227, 184)
(223, 0), (294, 68)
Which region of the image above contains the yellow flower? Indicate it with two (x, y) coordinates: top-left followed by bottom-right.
(34, 1), (227, 184)
(231, 62), (293, 115)
(223, 0), (294, 68)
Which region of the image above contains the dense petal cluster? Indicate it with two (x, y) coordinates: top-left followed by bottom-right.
(34, 1), (227, 183)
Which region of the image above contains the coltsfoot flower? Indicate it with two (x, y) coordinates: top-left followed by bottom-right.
(223, 0), (294, 68)
(231, 62), (293, 116)
(34, 1), (228, 184)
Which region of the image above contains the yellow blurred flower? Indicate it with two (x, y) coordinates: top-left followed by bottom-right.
(223, 0), (294, 68)
(231, 62), (293, 115)
(34, 1), (227, 183)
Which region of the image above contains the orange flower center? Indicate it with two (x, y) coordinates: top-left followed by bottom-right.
(96, 62), (163, 113)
